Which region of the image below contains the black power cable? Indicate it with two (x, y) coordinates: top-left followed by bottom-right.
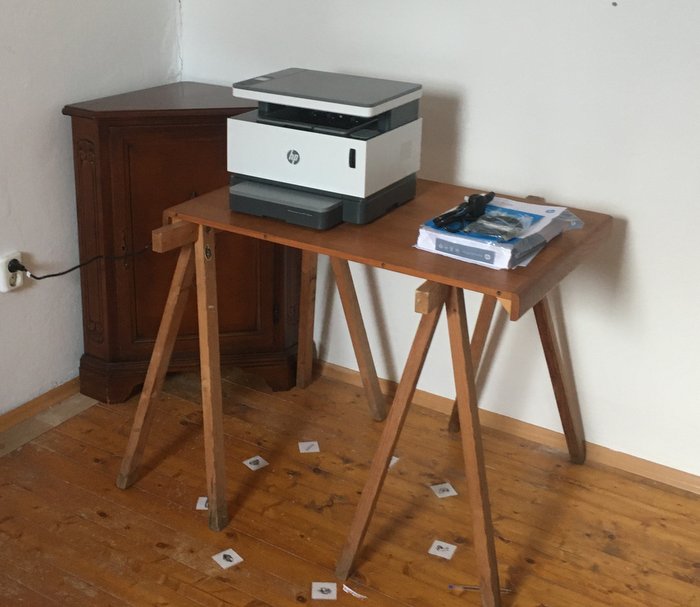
(7, 244), (151, 280)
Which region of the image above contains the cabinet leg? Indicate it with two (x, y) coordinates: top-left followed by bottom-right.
(117, 244), (195, 489)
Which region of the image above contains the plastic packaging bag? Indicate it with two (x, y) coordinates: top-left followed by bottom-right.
(462, 212), (533, 241)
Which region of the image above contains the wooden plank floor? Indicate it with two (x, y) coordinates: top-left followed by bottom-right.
(1, 369), (699, 606)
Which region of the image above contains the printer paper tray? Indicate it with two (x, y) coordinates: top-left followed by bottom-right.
(230, 181), (343, 230)
(229, 175), (417, 230)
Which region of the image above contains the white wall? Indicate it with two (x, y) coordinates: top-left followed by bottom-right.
(0, 1), (179, 413)
(181, 0), (700, 476)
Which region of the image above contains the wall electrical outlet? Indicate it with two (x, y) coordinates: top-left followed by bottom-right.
(0, 251), (24, 292)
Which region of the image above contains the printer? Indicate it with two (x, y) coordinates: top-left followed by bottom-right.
(227, 68), (423, 229)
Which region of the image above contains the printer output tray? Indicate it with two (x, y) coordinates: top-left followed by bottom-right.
(230, 175), (416, 230)
(230, 181), (343, 230)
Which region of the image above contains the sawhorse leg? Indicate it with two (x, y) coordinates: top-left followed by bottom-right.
(335, 281), (446, 579)
(194, 225), (228, 530)
(296, 250), (318, 389)
(294, 253), (385, 420)
(448, 292), (587, 465)
(330, 257), (387, 421)
(448, 294), (498, 432)
(117, 243), (195, 489)
(117, 223), (229, 531)
(446, 286), (501, 607)
(336, 282), (503, 607)
(534, 294), (586, 463)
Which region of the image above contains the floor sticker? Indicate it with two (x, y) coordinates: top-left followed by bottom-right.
(243, 455), (269, 471)
(311, 582), (337, 600)
(212, 548), (243, 569)
(428, 539), (457, 560)
(430, 481), (458, 498)
(298, 441), (320, 453)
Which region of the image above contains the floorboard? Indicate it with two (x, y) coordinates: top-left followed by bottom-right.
(1, 370), (698, 606)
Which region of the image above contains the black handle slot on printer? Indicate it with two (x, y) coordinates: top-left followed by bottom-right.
(348, 148), (356, 169)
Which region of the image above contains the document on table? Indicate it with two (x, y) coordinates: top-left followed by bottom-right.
(416, 196), (579, 269)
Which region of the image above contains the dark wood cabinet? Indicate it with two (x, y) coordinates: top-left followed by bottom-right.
(63, 82), (300, 403)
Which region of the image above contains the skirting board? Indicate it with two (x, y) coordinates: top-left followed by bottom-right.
(5, 367), (697, 497)
(0, 377), (99, 458)
(0, 377), (81, 433)
(317, 360), (700, 496)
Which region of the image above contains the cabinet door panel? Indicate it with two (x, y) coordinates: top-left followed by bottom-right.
(110, 124), (276, 360)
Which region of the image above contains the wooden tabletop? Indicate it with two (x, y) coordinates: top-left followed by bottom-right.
(166, 179), (612, 320)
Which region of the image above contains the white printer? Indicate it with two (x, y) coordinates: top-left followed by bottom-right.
(227, 68), (422, 229)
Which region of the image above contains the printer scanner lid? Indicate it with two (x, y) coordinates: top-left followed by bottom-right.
(232, 68), (421, 118)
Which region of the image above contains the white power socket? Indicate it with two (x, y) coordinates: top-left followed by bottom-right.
(0, 251), (24, 293)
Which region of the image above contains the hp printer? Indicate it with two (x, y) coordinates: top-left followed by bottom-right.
(227, 68), (423, 229)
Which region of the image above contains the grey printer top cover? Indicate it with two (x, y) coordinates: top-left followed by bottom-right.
(232, 68), (422, 117)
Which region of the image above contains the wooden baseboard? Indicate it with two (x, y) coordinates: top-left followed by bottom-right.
(5, 367), (697, 496)
(317, 361), (700, 496)
(0, 377), (81, 433)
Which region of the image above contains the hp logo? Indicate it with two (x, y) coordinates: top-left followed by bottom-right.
(287, 149), (300, 165)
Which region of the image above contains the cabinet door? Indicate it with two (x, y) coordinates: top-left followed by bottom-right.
(109, 122), (277, 361)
